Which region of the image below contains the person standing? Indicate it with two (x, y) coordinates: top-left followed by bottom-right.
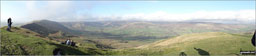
(69, 40), (73, 45)
(66, 39), (70, 45)
(252, 31), (255, 47)
(7, 18), (12, 31)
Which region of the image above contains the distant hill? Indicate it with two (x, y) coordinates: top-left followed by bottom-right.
(61, 21), (254, 39)
(110, 32), (255, 55)
(184, 19), (255, 24)
(21, 20), (80, 37)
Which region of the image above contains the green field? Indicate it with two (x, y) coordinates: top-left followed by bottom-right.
(108, 32), (255, 55)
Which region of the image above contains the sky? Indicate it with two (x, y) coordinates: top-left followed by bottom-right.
(1, 1), (255, 23)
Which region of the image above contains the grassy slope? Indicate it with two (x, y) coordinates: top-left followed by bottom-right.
(1, 27), (105, 55)
(109, 32), (255, 55)
(1, 27), (56, 55)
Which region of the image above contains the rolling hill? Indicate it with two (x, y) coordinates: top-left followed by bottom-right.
(61, 21), (254, 39)
(109, 32), (255, 55)
(21, 20), (81, 37)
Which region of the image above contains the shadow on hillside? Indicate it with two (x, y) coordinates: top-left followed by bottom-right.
(179, 52), (187, 56)
(194, 47), (210, 56)
(48, 43), (88, 55)
(85, 39), (115, 49)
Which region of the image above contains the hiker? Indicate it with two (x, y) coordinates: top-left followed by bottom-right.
(71, 40), (76, 47)
(69, 40), (73, 45)
(7, 18), (12, 31)
(65, 39), (70, 45)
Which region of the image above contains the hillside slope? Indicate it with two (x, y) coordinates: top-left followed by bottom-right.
(21, 20), (80, 36)
(110, 32), (255, 55)
(0, 27), (105, 55)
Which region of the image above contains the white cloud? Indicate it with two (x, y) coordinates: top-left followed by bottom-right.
(117, 10), (255, 22)
(25, 1), (75, 21)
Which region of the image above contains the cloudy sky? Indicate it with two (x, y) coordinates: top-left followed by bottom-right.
(1, 1), (255, 23)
